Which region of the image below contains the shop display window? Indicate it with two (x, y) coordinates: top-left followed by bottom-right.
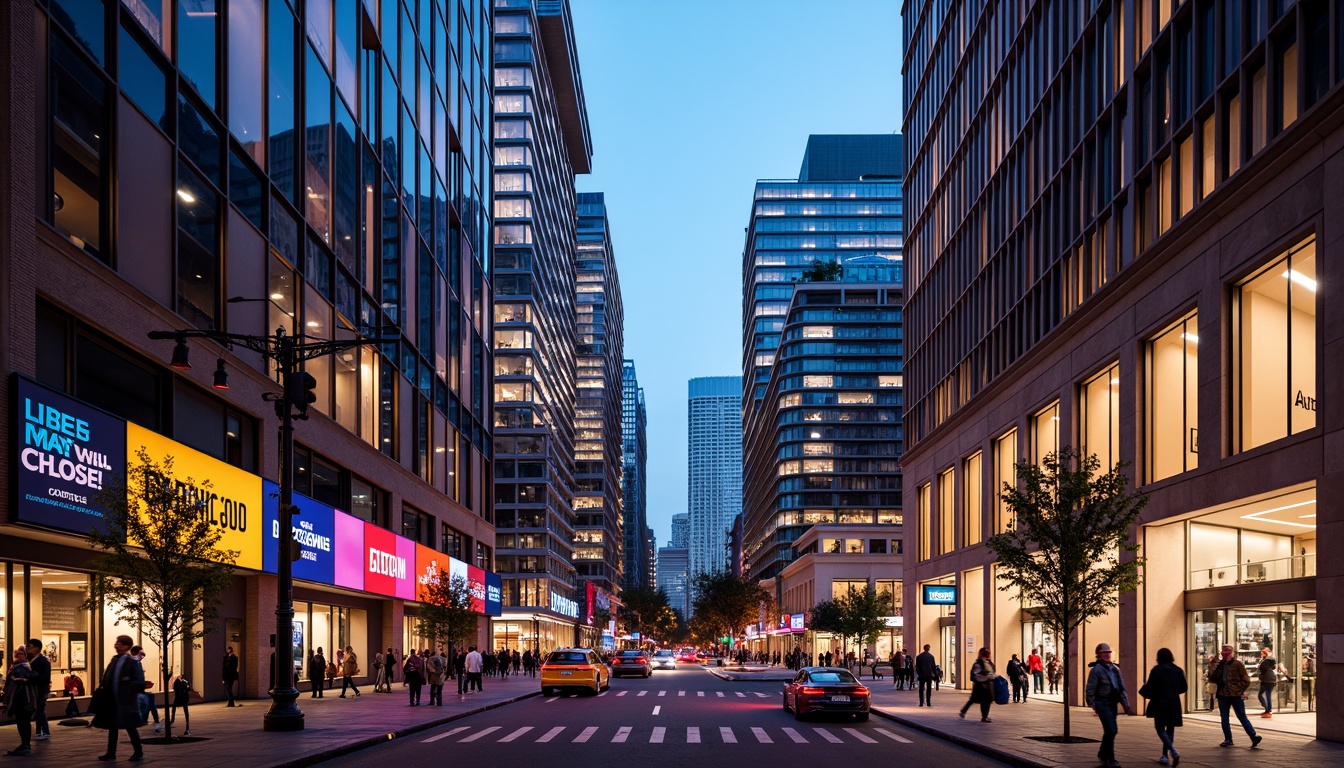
(1189, 604), (1316, 713)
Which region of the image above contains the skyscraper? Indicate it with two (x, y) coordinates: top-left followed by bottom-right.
(572, 193), (624, 599)
(656, 545), (690, 622)
(621, 360), (649, 589)
(687, 376), (742, 589)
(490, 0), (592, 651)
(900, 1), (1342, 737)
(739, 135), (905, 581)
(670, 513), (689, 549)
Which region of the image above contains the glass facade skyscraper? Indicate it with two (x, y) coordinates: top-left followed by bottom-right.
(622, 359), (650, 589)
(687, 375), (742, 594)
(490, 0), (592, 646)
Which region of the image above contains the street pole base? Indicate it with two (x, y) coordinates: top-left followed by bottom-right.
(262, 687), (305, 732)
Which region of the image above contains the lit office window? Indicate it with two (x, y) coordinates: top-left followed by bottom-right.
(1236, 236), (1317, 451)
(917, 482), (931, 561)
(1147, 313), (1199, 482)
(1031, 402), (1060, 465)
(993, 429), (1018, 533)
(1081, 364), (1120, 472)
(962, 452), (982, 547)
(937, 468), (955, 556)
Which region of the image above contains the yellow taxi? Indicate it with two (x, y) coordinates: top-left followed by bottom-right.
(540, 647), (610, 695)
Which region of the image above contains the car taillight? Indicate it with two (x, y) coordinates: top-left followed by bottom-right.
(800, 687), (825, 696)
(571, 665), (593, 671)
(635, 657), (647, 664)
(854, 686), (870, 696)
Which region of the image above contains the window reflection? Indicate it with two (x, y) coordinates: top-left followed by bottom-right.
(176, 0), (217, 107)
(50, 32), (107, 261)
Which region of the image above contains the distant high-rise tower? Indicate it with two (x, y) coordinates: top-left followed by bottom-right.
(657, 545), (690, 621)
(687, 376), (742, 590)
(621, 360), (649, 588)
(670, 513), (689, 549)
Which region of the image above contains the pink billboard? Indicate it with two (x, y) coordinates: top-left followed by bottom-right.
(333, 511), (365, 591)
(363, 524), (400, 597)
(395, 535), (417, 600)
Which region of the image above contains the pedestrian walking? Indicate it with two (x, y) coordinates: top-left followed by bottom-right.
(96, 635), (145, 762)
(522, 650), (535, 677)
(1209, 644), (1262, 748)
(308, 648), (327, 698)
(465, 646), (484, 692)
(1047, 655), (1061, 694)
(372, 651), (386, 693)
(1086, 643), (1135, 768)
(338, 646), (361, 697)
(959, 647), (996, 722)
(221, 646), (240, 707)
(404, 649), (424, 705)
(512, 648), (522, 676)
(1256, 647), (1286, 718)
(915, 644), (937, 707)
(167, 672), (191, 736)
(1028, 648), (1045, 694)
(3, 647), (37, 756)
(22, 639), (52, 741)
(383, 648), (398, 692)
(455, 649), (468, 694)
(1139, 647), (1187, 766)
(427, 648), (446, 706)
(129, 647), (161, 733)
(1007, 654), (1027, 702)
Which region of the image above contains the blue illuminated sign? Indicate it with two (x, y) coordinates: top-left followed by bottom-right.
(921, 584), (958, 605)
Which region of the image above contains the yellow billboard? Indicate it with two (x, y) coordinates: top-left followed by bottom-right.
(126, 424), (264, 570)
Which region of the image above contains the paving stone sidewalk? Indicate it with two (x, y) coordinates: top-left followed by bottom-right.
(0, 674), (540, 767)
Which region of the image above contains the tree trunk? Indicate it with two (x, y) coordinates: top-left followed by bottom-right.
(162, 657), (172, 739)
(1062, 629), (1071, 739)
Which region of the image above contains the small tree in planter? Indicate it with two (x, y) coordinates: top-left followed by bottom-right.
(416, 571), (477, 668)
(985, 447), (1146, 741)
(82, 448), (237, 742)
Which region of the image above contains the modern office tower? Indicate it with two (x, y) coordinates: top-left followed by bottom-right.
(621, 360), (649, 589)
(900, 1), (1342, 738)
(0, 0), (496, 700)
(490, 0), (592, 651)
(739, 135), (905, 582)
(687, 376), (742, 586)
(670, 513), (690, 549)
(657, 546), (690, 621)
(645, 526), (657, 586)
(572, 193), (624, 600)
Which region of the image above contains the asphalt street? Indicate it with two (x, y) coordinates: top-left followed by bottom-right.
(319, 664), (1009, 768)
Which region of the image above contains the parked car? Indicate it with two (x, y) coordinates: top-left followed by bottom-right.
(782, 667), (870, 721)
(676, 648), (699, 664)
(650, 649), (678, 670)
(610, 649), (653, 678)
(540, 648), (610, 695)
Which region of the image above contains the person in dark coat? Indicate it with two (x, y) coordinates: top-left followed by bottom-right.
(3, 647), (37, 756)
(959, 647), (996, 722)
(915, 644), (938, 706)
(221, 646), (240, 706)
(99, 634), (146, 761)
(307, 648), (327, 698)
(1139, 648), (1188, 766)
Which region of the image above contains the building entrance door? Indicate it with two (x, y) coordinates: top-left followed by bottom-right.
(940, 623), (957, 687)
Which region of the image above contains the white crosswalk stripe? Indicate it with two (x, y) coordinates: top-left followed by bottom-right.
(735, 692), (746, 698)
(459, 726), (501, 742)
(875, 728), (913, 743)
(782, 727), (808, 743)
(697, 691), (705, 697)
(844, 728), (878, 744)
(751, 727), (772, 744)
(544, 696), (560, 703)
(536, 726), (565, 742)
(616, 691), (628, 696)
(719, 726), (736, 743)
(813, 728), (843, 743)
(678, 690), (686, 696)
(574, 726), (599, 743)
(637, 690), (648, 697)
(753, 692), (768, 698)
(716, 691), (725, 697)
(421, 726), (470, 743)
(687, 727), (701, 743)
(597, 691), (608, 697)
(658, 690), (667, 696)
(651, 726), (666, 743)
(612, 726), (632, 743)
(499, 727), (533, 742)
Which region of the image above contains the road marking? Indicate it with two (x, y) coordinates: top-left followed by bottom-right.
(875, 728), (913, 743)
(573, 726), (599, 743)
(536, 727), (565, 743)
(499, 727), (534, 742)
(716, 691), (725, 697)
(844, 728), (878, 744)
(678, 690), (686, 696)
(687, 727), (701, 743)
(813, 728), (843, 743)
(598, 691), (608, 697)
(545, 696), (560, 703)
(651, 726), (666, 743)
(720, 727), (736, 743)
(421, 726), (470, 742)
(459, 726), (501, 742)
(697, 691), (705, 697)
(612, 726), (632, 743)
(637, 690), (648, 697)
(652, 705), (661, 715)
(751, 727), (772, 744)
(753, 692), (768, 698)
(782, 727), (808, 743)
(735, 692), (746, 698)
(658, 690), (667, 696)
(616, 691), (628, 696)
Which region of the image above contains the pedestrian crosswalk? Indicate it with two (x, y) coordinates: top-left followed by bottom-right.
(419, 724), (914, 746)
(572, 689), (771, 699)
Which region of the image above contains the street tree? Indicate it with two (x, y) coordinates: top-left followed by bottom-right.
(617, 584), (670, 639)
(985, 446), (1147, 740)
(82, 449), (238, 741)
(801, 259), (843, 282)
(690, 571), (773, 648)
(839, 584), (891, 661)
(416, 570), (476, 660)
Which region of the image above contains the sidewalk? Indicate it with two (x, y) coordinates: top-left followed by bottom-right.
(0, 674), (539, 767)
(868, 684), (1343, 768)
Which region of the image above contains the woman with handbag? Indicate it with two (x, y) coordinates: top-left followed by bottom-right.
(959, 647), (997, 722)
(1139, 647), (1188, 766)
(96, 634), (146, 762)
(3, 647), (38, 756)
(338, 646), (361, 698)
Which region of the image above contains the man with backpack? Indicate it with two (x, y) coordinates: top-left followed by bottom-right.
(1085, 643), (1135, 768)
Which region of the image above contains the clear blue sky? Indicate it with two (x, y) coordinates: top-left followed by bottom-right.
(569, 0), (902, 547)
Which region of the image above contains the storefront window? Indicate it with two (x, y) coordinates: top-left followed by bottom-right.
(1189, 604), (1317, 713)
(1080, 364), (1120, 471)
(295, 602), (367, 684)
(34, 569), (91, 695)
(1236, 236), (1317, 451)
(1147, 313), (1199, 482)
(1186, 490), (1316, 590)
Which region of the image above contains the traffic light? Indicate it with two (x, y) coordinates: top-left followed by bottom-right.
(286, 371), (318, 417)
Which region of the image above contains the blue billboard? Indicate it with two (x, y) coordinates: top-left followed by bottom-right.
(485, 571), (502, 616)
(921, 584), (958, 605)
(262, 481), (336, 585)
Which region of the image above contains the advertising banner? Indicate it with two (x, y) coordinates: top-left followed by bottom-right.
(362, 523), (400, 597)
(485, 571), (502, 616)
(13, 377), (125, 536)
(466, 564), (486, 613)
(127, 423), (264, 570)
(789, 613), (806, 632)
(921, 584), (957, 605)
(415, 543), (448, 602)
(333, 512), (365, 591)
(262, 481), (336, 585)
(395, 535), (417, 600)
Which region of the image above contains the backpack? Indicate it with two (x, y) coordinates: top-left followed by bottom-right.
(1259, 657), (1277, 684)
(993, 675), (1010, 705)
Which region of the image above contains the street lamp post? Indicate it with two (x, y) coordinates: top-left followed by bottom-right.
(148, 319), (391, 732)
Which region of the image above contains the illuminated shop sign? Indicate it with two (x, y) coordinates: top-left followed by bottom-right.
(262, 481), (336, 584)
(333, 512), (365, 590)
(921, 584), (957, 605)
(789, 613), (806, 632)
(13, 377), (125, 536)
(485, 572), (502, 616)
(551, 593), (580, 619)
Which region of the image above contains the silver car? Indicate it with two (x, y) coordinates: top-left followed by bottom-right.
(650, 649), (678, 670)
